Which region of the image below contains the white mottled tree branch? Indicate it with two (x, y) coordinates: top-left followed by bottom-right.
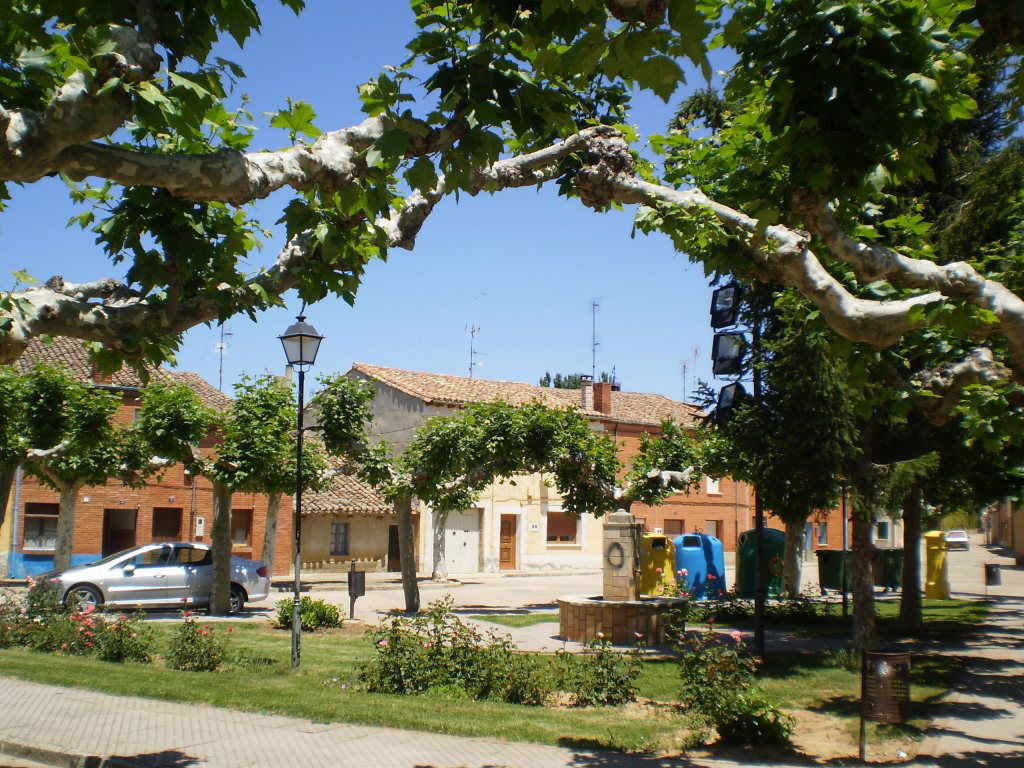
(914, 348), (1010, 425)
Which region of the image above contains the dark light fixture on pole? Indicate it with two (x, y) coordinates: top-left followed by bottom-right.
(279, 312), (324, 673)
(715, 381), (747, 426)
(710, 282), (742, 329)
(711, 331), (747, 376)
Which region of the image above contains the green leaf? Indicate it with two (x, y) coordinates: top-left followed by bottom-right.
(405, 156), (439, 194)
(269, 100), (321, 141)
(633, 55), (684, 102)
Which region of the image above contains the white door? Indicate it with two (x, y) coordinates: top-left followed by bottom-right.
(445, 509), (480, 573)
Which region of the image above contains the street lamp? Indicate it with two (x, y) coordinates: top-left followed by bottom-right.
(711, 331), (747, 376)
(715, 382), (746, 426)
(279, 313), (324, 673)
(710, 282), (742, 329)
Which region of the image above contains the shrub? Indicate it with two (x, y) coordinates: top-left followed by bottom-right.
(274, 597), (341, 631)
(166, 611), (225, 671)
(557, 635), (642, 707)
(359, 597), (550, 705)
(676, 625), (792, 746)
(25, 577), (67, 619)
(714, 694), (795, 746)
(95, 613), (153, 663)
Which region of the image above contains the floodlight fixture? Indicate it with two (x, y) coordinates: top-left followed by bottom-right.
(711, 331), (747, 376)
(710, 282), (742, 329)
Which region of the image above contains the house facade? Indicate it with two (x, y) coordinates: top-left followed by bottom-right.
(329, 363), (795, 574)
(0, 338), (294, 578)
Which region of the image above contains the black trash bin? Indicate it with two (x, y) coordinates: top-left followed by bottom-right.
(985, 563), (1001, 586)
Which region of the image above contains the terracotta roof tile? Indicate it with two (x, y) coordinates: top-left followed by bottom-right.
(13, 337), (231, 410)
(304, 459), (391, 516)
(350, 363), (702, 428)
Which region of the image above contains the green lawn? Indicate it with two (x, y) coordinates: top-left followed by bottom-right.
(467, 612), (559, 628)
(0, 611), (971, 756)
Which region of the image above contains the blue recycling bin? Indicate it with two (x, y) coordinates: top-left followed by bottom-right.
(672, 533), (726, 600)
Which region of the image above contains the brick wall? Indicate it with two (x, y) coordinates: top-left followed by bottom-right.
(14, 394), (294, 576)
(605, 420), (849, 552)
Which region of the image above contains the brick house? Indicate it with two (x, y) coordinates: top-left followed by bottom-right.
(308, 363), (853, 574)
(0, 338), (293, 578)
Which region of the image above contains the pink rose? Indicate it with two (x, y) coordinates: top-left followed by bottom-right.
(378, 640), (388, 647)
(655, 567), (663, 574)
(422, 642), (431, 649)
(226, 627), (235, 634)
(730, 631), (742, 642)
(596, 631), (605, 639)
(633, 632), (643, 639)
(198, 628), (208, 636)
(85, 641), (93, 648)
(60, 643), (68, 650)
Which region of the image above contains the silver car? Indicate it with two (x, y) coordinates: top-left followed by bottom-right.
(944, 529), (971, 551)
(51, 542), (270, 613)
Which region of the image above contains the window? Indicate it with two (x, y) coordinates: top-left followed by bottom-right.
(546, 511), (578, 544)
(876, 521), (890, 540)
(128, 546), (172, 567)
(817, 523), (828, 547)
(172, 545), (211, 565)
(705, 519), (721, 538)
(23, 503), (58, 550)
(231, 509), (253, 547)
(706, 478), (721, 495)
(664, 519), (686, 536)
(330, 522), (350, 556)
(152, 508), (182, 542)
(132, 408), (142, 423)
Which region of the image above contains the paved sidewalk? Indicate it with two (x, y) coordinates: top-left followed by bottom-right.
(0, 676), (766, 768)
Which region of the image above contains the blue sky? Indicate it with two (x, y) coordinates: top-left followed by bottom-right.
(1, 1), (733, 401)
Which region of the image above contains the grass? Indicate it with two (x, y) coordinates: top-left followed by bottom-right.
(467, 612), (559, 628)
(0, 609), (971, 756)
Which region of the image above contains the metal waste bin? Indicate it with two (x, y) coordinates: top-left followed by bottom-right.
(985, 563), (1002, 586)
(736, 528), (785, 598)
(860, 650), (912, 760)
(873, 548), (904, 592)
(816, 549), (852, 592)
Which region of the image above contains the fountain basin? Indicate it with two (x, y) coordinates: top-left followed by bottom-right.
(557, 594), (686, 645)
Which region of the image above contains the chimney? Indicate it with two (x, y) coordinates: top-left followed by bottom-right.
(593, 381), (612, 415)
(90, 362), (113, 385)
(580, 374), (594, 411)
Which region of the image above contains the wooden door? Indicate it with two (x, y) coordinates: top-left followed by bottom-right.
(499, 515), (517, 570)
(387, 525), (401, 572)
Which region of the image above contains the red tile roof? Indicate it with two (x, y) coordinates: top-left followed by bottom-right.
(13, 337), (232, 410)
(304, 459), (391, 516)
(350, 363), (701, 428)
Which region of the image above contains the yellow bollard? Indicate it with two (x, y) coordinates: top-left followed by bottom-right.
(924, 530), (950, 599)
(639, 534), (677, 596)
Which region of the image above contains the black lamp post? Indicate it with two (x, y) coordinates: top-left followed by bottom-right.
(279, 313), (324, 673)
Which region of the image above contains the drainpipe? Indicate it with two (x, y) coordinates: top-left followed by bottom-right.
(11, 467), (23, 575)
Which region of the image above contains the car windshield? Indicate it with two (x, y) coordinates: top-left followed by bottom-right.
(85, 547), (150, 568)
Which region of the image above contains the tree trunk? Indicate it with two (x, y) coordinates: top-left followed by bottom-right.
(898, 490), (923, 635)
(53, 484), (79, 572)
(851, 513), (877, 654)
(210, 481), (233, 615)
(395, 493), (420, 613)
(782, 517), (806, 595)
(261, 491), (282, 579)
(431, 508), (449, 581)
(0, 463), (14, 535)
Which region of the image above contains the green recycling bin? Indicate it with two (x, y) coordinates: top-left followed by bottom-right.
(736, 528), (785, 598)
(816, 549), (852, 592)
(873, 548), (904, 592)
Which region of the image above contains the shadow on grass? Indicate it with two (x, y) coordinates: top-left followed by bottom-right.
(104, 751), (200, 767)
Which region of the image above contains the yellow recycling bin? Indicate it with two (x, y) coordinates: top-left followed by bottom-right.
(639, 533), (676, 596)
(924, 530), (951, 599)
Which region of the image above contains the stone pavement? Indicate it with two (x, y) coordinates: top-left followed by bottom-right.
(0, 676), (767, 768)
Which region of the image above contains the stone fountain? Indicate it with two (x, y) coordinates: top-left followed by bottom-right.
(557, 509), (686, 645)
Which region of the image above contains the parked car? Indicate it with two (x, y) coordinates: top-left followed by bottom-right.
(944, 529), (970, 551)
(49, 542), (269, 613)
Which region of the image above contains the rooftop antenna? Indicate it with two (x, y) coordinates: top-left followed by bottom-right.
(467, 324), (484, 378)
(591, 297), (601, 381)
(214, 323), (234, 392)
(681, 360), (688, 402)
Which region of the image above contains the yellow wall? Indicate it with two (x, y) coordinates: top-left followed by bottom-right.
(0, 482), (12, 577)
(301, 513), (394, 572)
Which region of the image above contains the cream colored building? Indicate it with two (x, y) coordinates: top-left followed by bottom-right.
(303, 363), (703, 575)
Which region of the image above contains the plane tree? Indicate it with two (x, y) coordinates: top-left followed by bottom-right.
(0, 0), (1022, 414)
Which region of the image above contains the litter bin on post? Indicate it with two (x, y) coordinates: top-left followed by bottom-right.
(985, 563), (1001, 586)
(860, 650), (912, 761)
(924, 530), (951, 599)
(638, 533), (676, 596)
(673, 533), (726, 599)
(736, 528), (785, 598)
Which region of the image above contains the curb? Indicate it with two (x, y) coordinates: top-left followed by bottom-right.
(0, 737), (100, 768)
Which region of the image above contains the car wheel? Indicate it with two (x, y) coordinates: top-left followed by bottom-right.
(228, 585), (246, 614)
(65, 584), (103, 610)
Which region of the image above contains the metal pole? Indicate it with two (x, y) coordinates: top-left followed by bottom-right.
(753, 318), (766, 660)
(841, 484), (849, 618)
(291, 368), (305, 673)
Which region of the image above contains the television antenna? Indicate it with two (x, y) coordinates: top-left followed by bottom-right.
(467, 324), (486, 378)
(591, 297), (601, 381)
(214, 323), (233, 391)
